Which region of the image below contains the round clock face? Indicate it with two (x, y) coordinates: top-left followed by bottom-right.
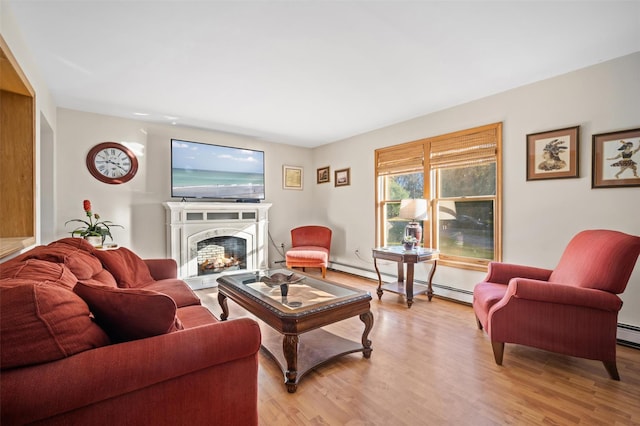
(86, 142), (138, 184)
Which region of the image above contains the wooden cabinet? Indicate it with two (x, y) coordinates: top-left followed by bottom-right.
(0, 35), (36, 258)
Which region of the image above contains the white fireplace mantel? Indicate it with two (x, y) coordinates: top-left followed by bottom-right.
(163, 201), (272, 289)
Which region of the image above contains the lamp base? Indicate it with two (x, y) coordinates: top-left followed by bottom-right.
(404, 222), (422, 245)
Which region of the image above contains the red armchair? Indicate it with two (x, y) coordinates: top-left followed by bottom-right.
(473, 229), (640, 380)
(285, 226), (332, 278)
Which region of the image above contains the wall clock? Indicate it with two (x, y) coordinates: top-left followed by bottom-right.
(86, 142), (138, 184)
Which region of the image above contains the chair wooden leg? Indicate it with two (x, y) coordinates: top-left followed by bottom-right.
(321, 267), (326, 278)
(475, 316), (483, 330)
(603, 361), (620, 380)
(491, 341), (504, 365)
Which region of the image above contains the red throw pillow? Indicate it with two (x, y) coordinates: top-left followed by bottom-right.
(0, 279), (111, 369)
(73, 282), (183, 343)
(93, 247), (155, 288)
(0, 259), (78, 289)
(19, 242), (104, 280)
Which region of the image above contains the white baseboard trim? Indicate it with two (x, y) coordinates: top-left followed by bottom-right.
(329, 261), (474, 304)
(617, 324), (640, 347)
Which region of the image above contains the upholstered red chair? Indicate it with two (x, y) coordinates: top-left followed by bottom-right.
(473, 229), (640, 380)
(285, 226), (332, 278)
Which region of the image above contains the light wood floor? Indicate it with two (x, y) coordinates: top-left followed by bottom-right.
(196, 270), (640, 425)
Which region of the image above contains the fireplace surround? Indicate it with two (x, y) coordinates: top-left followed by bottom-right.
(163, 202), (272, 289)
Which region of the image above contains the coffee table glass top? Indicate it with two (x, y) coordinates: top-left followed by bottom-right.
(218, 269), (369, 312)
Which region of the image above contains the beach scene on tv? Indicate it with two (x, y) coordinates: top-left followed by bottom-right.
(171, 140), (265, 199)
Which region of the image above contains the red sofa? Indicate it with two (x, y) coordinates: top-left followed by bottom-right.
(0, 238), (261, 425)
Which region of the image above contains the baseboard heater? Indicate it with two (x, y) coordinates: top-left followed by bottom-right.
(328, 260), (640, 348)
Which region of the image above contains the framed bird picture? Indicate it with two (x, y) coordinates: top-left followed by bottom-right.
(526, 126), (579, 181)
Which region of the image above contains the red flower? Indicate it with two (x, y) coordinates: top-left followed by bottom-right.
(66, 200), (123, 242)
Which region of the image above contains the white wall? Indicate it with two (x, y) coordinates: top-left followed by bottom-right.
(315, 52), (640, 328)
(53, 109), (317, 261)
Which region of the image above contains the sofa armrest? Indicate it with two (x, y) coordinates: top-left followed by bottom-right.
(484, 261), (553, 285)
(1, 318), (261, 425)
(504, 278), (623, 312)
(144, 258), (178, 280)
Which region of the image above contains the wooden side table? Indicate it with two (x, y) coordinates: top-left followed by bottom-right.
(372, 246), (438, 308)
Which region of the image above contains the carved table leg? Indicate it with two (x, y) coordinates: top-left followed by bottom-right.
(359, 311), (374, 359)
(406, 263), (415, 308)
(427, 260), (437, 301)
(374, 258), (383, 300)
(283, 334), (299, 393)
(218, 292), (229, 321)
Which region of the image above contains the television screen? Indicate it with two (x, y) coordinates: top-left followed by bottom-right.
(171, 139), (265, 200)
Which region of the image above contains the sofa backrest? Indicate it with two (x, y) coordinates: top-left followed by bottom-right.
(549, 229), (640, 293)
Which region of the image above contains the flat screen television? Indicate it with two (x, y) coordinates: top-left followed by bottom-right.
(171, 139), (265, 201)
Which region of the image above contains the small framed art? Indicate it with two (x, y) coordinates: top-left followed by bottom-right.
(526, 126), (579, 181)
(283, 165), (303, 190)
(335, 168), (350, 187)
(317, 166), (330, 184)
(592, 127), (640, 188)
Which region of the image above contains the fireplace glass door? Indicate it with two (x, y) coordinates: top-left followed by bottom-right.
(197, 236), (247, 275)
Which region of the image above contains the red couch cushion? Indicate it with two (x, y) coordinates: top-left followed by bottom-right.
(93, 247), (155, 288)
(0, 259), (78, 289)
(19, 239), (106, 281)
(143, 278), (201, 308)
(0, 279), (111, 369)
(73, 282), (183, 343)
(286, 246), (329, 263)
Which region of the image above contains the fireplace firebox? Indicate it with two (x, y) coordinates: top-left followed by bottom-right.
(197, 236), (247, 275)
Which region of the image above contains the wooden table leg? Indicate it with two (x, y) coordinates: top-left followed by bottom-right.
(426, 260), (437, 301)
(359, 311), (374, 358)
(397, 260), (405, 284)
(218, 292), (229, 320)
(406, 263), (415, 308)
(283, 334), (299, 393)
(374, 258), (383, 300)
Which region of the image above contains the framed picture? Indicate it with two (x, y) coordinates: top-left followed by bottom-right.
(335, 168), (350, 187)
(283, 165), (303, 190)
(317, 166), (330, 184)
(592, 127), (640, 188)
(526, 126), (579, 181)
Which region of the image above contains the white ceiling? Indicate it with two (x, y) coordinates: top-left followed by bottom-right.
(6, 1), (640, 147)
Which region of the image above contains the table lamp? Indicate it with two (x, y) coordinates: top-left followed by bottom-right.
(399, 199), (428, 246)
(438, 200), (457, 220)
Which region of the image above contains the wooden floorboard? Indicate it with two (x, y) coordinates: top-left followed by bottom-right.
(196, 269), (640, 425)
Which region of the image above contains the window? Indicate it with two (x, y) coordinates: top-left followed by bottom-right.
(375, 123), (502, 270)
(375, 141), (428, 247)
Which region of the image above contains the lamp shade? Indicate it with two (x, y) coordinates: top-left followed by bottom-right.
(399, 199), (428, 221)
(439, 200), (457, 220)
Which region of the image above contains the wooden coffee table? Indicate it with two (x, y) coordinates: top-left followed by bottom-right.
(217, 269), (374, 393)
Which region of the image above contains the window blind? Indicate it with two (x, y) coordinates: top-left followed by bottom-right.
(375, 141), (424, 176)
(429, 124), (499, 169)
